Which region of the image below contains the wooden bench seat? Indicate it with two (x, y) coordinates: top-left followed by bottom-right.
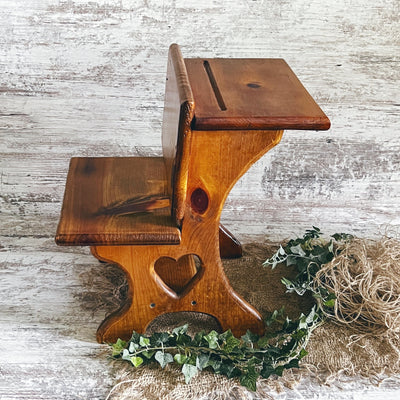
(56, 157), (180, 246)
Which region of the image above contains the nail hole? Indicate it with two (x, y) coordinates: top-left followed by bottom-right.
(247, 82), (261, 89)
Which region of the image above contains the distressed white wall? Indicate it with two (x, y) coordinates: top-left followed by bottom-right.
(0, 1), (399, 398)
(1, 0), (399, 241)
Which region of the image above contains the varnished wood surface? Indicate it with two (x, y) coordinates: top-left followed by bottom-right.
(162, 44), (195, 224)
(57, 46), (292, 341)
(185, 58), (330, 131)
(95, 129), (284, 343)
(219, 224), (243, 258)
(1, 0), (399, 399)
(56, 157), (181, 245)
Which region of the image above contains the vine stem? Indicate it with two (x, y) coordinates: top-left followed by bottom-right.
(132, 345), (251, 362)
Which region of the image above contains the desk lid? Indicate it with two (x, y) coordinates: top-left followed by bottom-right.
(184, 58), (330, 131)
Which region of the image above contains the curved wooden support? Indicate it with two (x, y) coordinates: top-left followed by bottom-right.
(94, 129), (283, 343)
(94, 241), (264, 343)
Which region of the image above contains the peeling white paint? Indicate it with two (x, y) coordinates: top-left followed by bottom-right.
(0, 0), (399, 398)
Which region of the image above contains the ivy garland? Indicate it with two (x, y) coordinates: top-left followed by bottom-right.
(111, 227), (352, 391)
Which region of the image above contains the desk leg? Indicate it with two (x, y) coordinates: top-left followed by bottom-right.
(91, 129), (284, 343)
(92, 240), (264, 343)
(219, 224), (242, 259)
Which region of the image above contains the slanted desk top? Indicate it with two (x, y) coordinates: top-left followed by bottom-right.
(184, 58), (330, 131)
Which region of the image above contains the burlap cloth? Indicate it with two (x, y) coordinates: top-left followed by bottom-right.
(79, 242), (400, 399)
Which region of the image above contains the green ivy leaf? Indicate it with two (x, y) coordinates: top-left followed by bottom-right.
(305, 307), (317, 324)
(142, 350), (156, 359)
(260, 363), (275, 379)
(285, 358), (299, 369)
(196, 353), (210, 370)
(139, 336), (150, 347)
(182, 363), (198, 384)
(263, 245), (287, 269)
(240, 365), (258, 391)
(121, 349), (131, 361)
(218, 329), (233, 341)
(264, 345), (283, 359)
(207, 357), (222, 373)
(155, 351), (173, 368)
(264, 307), (285, 327)
(278, 245), (286, 255)
(324, 298), (336, 307)
(223, 334), (241, 353)
(192, 331), (206, 346)
(241, 330), (259, 344)
(257, 335), (271, 348)
(219, 361), (240, 379)
(130, 356), (144, 367)
(204, 331), (219, 349)
(150, 332), (170, 347)
(298, 348), (308, 359)
(332, 232), (353, 241)
(172, 324), (189, 335)
(323, 293), (336, 308)
(176, 332), (192, 346)
(129, 331), (141, 344)
(290, 244), (306, 257)
(174, 354), (188, 365)
(281, 277), (295, 291)
(129, 341), (139, 353)
(111, 338), (126, 356)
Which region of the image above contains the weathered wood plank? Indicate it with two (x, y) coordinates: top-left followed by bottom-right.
(0, 0), (399, 398)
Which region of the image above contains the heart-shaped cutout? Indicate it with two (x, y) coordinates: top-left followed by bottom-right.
(154, 254), (203, 298)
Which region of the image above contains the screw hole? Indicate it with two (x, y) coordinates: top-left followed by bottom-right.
(247, 82), (261, 89)
(150, 303), (156, 308)
(191, 300), (197, 306)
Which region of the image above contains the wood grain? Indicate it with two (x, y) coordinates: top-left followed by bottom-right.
(88, 49), (298, 342)
(94, 128), (284, 343)
(1, 0), (399, 398)
(185, 58), (330, 131)
(55, 157), (181, 245)
(162, 44), (195, 225)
